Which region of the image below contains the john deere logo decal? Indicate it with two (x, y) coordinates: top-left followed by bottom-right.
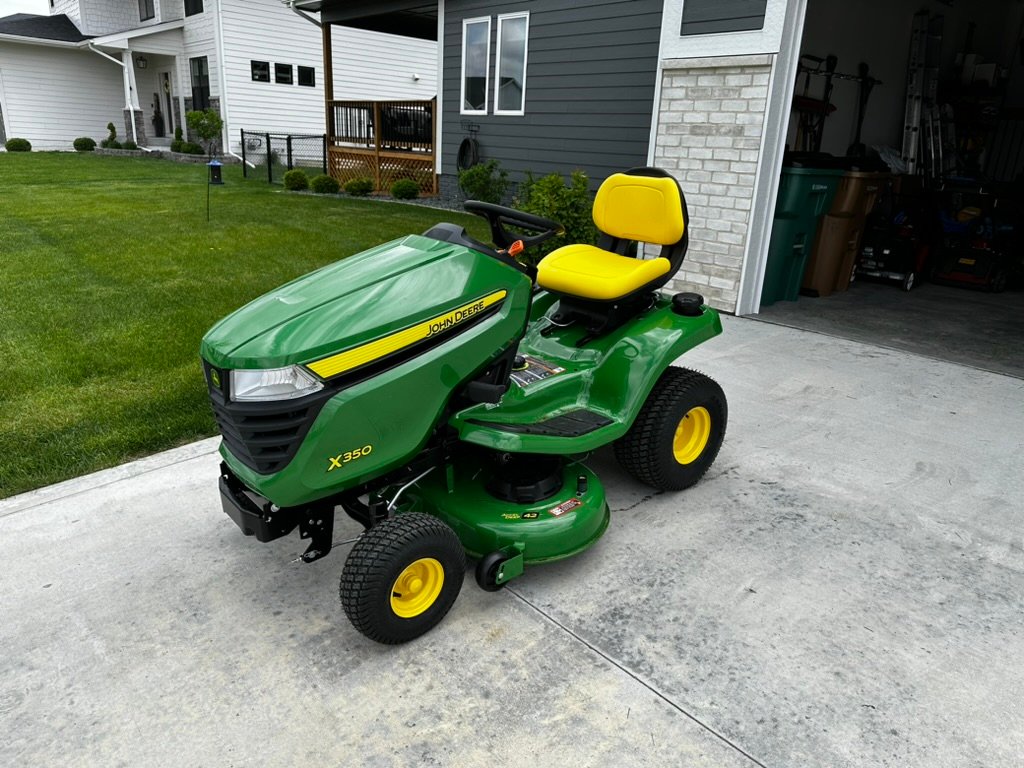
(425, 299), (489, 337)
(210, 369), (221, 388)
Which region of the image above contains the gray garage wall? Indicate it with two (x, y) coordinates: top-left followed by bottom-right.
(442, 0), (664, 188)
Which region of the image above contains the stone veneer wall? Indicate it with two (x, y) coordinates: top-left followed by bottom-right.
(123, 108), (148, 146)
(654, 54), (774, 312)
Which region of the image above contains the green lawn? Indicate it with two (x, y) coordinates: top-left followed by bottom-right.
(0, 152), (485, 498)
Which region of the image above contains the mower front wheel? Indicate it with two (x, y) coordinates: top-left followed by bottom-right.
(615, 367), (727, 491)
(340, 512), (465, 644)
(475, 551), (510, 592)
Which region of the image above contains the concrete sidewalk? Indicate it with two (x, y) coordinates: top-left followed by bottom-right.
(2, 315), (1022, 767)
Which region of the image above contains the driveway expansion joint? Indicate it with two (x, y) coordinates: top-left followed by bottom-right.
(506, 586), (771, 768)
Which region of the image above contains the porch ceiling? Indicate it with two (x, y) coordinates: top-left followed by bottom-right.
(294, 0), (437, 41)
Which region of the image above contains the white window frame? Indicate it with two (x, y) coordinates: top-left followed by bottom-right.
(460, 16), (491, 116)
(494, 12), (529, 116)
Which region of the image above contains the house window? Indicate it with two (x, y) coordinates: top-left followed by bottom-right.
(679, 0), (767, 35)
(460, 17), (490, 115)
(138, 0), (154, 21)
(495, 12), (528, 115)
(251, 61), (270, 82)
(298, 66), (315, 87)
(190, 56), (210, 110)
(184, 0), (203, 17)
(275, 63), (293, 85)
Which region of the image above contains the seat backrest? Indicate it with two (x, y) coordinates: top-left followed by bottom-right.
(594, 169), (686, 244)
(592, 167), (689, 277)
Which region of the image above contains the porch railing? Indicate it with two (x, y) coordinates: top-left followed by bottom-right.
(327, 99), (437, 195)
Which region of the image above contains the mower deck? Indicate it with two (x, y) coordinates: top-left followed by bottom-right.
(410, 457), (609, 565)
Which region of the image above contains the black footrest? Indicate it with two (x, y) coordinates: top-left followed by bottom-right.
(470, 409), (613, 437)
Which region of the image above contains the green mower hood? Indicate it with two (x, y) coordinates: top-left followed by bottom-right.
(201, 234), (529, 371)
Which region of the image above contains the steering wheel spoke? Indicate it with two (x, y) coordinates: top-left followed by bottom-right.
(463, 200), (564, 253)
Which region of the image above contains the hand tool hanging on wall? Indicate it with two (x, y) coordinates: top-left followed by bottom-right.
(847, 62), (881, 157)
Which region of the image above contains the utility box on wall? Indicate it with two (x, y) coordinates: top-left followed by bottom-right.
(680, 0), (768, 36)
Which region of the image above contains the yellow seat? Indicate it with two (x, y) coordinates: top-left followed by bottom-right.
(537, 245), (671, 301)
(536, 169), (688, 302)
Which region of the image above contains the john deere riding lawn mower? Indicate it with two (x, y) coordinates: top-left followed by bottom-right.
(201, 167), (727, 644)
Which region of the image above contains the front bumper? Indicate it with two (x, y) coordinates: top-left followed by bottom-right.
(218, 463), (337, 563)
(219, 463), (299, 542)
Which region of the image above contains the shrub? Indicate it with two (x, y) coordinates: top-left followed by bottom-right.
(73, 137), (96, 152)
(516, 170), (599, 259)
(344, 177), (373, 196)
(100, 122), (118, 148)
(390, 179), (420, 200)
(121, 140), (138, 150)
(458, 159), (508, 204)
(311, 174), (341, 194)
(186, 108), (223, 157)
(178, 142), (204, 155)
(170, 127), (184, 153)
(283, 169), (309, 191)
(5, 138), (32, 152)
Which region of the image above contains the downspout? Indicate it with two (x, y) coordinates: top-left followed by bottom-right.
(87, 42), (140, 146)
(213, 0), (246, 164)
(286, 1), (321, 28)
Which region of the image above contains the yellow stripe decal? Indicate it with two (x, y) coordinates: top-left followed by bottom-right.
(307, 290), (507, 379)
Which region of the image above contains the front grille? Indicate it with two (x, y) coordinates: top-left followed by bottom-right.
(203, 361), (331, 474)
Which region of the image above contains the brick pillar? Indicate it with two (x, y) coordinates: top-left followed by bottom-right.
(653, 55), (773, 313)
(123, 108), (148, 146)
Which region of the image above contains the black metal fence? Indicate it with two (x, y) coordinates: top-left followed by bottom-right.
(241, 130), (327, 184)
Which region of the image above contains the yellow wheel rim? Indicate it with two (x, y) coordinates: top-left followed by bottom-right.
(390, 558), (445, 618)
(673, 406), (712, 465)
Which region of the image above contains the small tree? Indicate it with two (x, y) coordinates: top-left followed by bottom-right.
(186, 108), (224, 158)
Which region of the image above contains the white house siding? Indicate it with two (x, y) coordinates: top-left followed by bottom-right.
(182, 3), (219, 109)
(0, 43), (124, 151)
(77, 0), (144, 36)
(219, 0), (436, 153)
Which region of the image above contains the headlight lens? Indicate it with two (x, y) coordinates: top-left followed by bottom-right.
(230, 366), (323, 402)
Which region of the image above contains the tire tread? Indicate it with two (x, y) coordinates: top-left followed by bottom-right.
(614, 367), (726, 491)
(340, 512), (464, 644)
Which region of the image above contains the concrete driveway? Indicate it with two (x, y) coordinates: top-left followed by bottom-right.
(2, 316), (1022, 767)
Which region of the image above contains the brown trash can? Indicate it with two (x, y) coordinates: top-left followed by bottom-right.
(802, 170), (889, 296)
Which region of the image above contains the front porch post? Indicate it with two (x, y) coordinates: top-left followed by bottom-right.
(174, 54), (187, 140)
(322, 20), (335, 181)
(121, 49), (144, 145)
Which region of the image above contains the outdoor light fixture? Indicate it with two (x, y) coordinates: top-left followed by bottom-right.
(136, 56), (148, 69)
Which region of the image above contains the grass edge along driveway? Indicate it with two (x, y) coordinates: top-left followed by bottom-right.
(0, 152), (487, 498)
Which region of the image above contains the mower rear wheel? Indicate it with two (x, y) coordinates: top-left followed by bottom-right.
(614, 367), (727, 491)
(340, 512), (465, 644)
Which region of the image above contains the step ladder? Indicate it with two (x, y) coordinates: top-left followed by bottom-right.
(901, 12), (943, 175)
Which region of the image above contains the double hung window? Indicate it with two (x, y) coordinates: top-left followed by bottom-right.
(190, 56), (210, 110)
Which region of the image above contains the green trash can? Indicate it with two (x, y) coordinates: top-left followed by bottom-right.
(761, 162), (843, 306)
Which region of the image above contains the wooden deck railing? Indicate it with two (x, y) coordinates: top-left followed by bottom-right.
(327, 99), (437, 195)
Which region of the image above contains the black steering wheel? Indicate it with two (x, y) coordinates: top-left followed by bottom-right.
(463, 200), (565, 251)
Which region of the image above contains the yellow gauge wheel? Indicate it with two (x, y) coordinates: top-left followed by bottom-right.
(390, 558), (445, 618)
(672, 406), (712, 465)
